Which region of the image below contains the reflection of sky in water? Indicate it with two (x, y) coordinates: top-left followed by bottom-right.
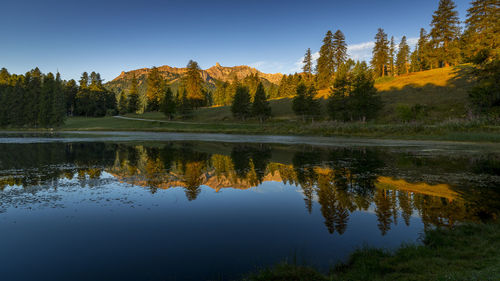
(0, 172), (424, 281)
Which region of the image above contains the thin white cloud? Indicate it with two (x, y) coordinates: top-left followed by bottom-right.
(348, 41), (376, 51)
(249, 61), (266, 68)
(407, 37), (419, 49)
(347, 41), (375, 61)
(249, 61), (286, 73)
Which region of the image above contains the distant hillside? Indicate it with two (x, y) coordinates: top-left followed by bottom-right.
(105, 63), (283, 96)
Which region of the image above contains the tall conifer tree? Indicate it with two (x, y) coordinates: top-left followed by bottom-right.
(252, 82), (271, 123)
(464, 0), (500, 59)
(118, 90), (128, 115)
(332, 30), (348, 73)
(371, 28), (390, 77)
(396, 36), (411, 75)
(429, 0), (461, 67)
(183, 60), (205, 107)
(146, 67), (163, 111)
(293, 83), (309, 121)
(416, 28), (430, 71)
(231, 86), (251, 121)
(161, 87), (176, 120)
(316, 30), (335, 89)
(302, 48), (313, 74)
(389, 36), (396, 76)
(127, 74), (139, 113)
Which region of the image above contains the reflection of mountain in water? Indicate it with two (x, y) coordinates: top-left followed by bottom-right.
(1, 142), (499, 236)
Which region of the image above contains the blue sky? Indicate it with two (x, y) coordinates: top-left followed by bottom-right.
(0, 0), (471, 82)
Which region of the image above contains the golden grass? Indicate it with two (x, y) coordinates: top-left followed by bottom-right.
(375, 176), (460, 201)
(375, 67), (457, 91)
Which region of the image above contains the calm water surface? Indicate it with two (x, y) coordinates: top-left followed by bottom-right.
(0, 132), (499, 281)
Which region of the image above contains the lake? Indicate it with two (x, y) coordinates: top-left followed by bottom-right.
(0, 132), (499, 281)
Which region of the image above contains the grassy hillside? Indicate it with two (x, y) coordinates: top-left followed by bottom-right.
(376, 65), (473, 123)
(124, 65), (474, 123)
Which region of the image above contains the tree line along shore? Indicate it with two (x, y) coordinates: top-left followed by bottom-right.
(0, 0), (498, 135)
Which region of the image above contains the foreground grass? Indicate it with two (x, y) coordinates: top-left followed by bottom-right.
(58, 116), (500, 142)
(245, 222), (500, 281)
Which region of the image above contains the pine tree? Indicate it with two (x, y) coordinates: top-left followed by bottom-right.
(396, 36), (410, 75)
(410, 48), (420, 73)
(74, 71), (115, 117)
(64, 80), (77, 116)
(328, 60), (354, 121)
(79, 72), (89, 89)
(177, 89), (192, 119)
(251, 82), (271, 123)
(51, 72), (66, 126)
(416, 28), (430, 71)
(127, 74), (139, 113)
(429, 0), (461, 67)
(183, 60), (205, 107)
(306, 85), (321, 122)
(371, 28), (390, 77)
(389, 36), (396, 76)
(292, 83), (309, 121)
(316, 30), (335, 89)
(468, 50), (500, 117)
(213, 80), (229, 106)
(332, 30), (348, 73)
(350, 62), (382, 121)
(9, 81), (25, 126)
(118, 90), (128, 115)
(242, 73), (260, 101)
(39, 73), (55, 127)
(0, 68), (9, 84)
(231, 86), (251, 121)
(161, 87), (176, 120)
(225, 74), (239, 105)
(146, 66), (163, 111)
(464, 0), (500, 59)
(302, 48), (313, 75)
(25, 68), (42, 126)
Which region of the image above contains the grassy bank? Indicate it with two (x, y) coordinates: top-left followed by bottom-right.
(246, 222), (500, 281)
(58, 116), (500, 142)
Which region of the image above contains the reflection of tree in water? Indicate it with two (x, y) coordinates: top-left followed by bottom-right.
(293, 149), (321, 214)
(1, 142), (500, 236)
(230, 145), (271, 184)
(290, 148), (384, 234)
(0, 142), (116, 190)
(177, 145), (209, 201)
(374, 189), (394, 235)
(316, 169), (350, 234)
(398, 191), (413, 226)
(183, 161), (205, 201)
(413, 195), (467, 230)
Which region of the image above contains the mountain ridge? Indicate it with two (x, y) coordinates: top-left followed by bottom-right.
(111, 63), (283, 85)
(105, 63), (284, 98)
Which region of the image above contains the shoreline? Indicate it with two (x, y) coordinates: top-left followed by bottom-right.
(1, 130), (500, 153)
(2, 123), (500, 144)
